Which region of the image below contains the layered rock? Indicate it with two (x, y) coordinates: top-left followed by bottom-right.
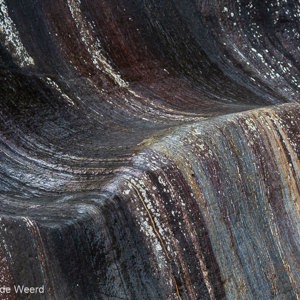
(0, 0), (299, 299)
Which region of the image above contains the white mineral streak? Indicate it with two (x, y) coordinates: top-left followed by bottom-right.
(46, 77), (75, 106)
(67, 0), (128, 88)
(0, 221), (12, 260)
(126, 180), (168, 269)
(127, 87), (205, 121)
(22, 216), (35, 229)
(0, 0), (34, 67)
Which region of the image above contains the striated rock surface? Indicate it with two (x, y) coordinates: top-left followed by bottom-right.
(0, 0), (299, 299)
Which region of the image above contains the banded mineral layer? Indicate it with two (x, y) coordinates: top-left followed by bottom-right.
(0, 0), (299, 299)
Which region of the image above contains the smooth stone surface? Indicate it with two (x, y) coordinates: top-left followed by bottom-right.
(0, 0), (299, 299)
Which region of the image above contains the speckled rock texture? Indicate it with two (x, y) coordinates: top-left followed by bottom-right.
(0, 0), (299, 299)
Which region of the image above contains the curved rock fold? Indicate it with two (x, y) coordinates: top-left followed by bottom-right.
(0, 0), (299, 299)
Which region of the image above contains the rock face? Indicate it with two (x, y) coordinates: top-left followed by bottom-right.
(0, 0), (299, 299)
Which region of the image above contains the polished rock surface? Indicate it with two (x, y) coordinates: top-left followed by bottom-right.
(0, 0), (299, 299)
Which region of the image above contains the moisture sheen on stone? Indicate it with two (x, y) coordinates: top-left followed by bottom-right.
(0, 0), (299, 299)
